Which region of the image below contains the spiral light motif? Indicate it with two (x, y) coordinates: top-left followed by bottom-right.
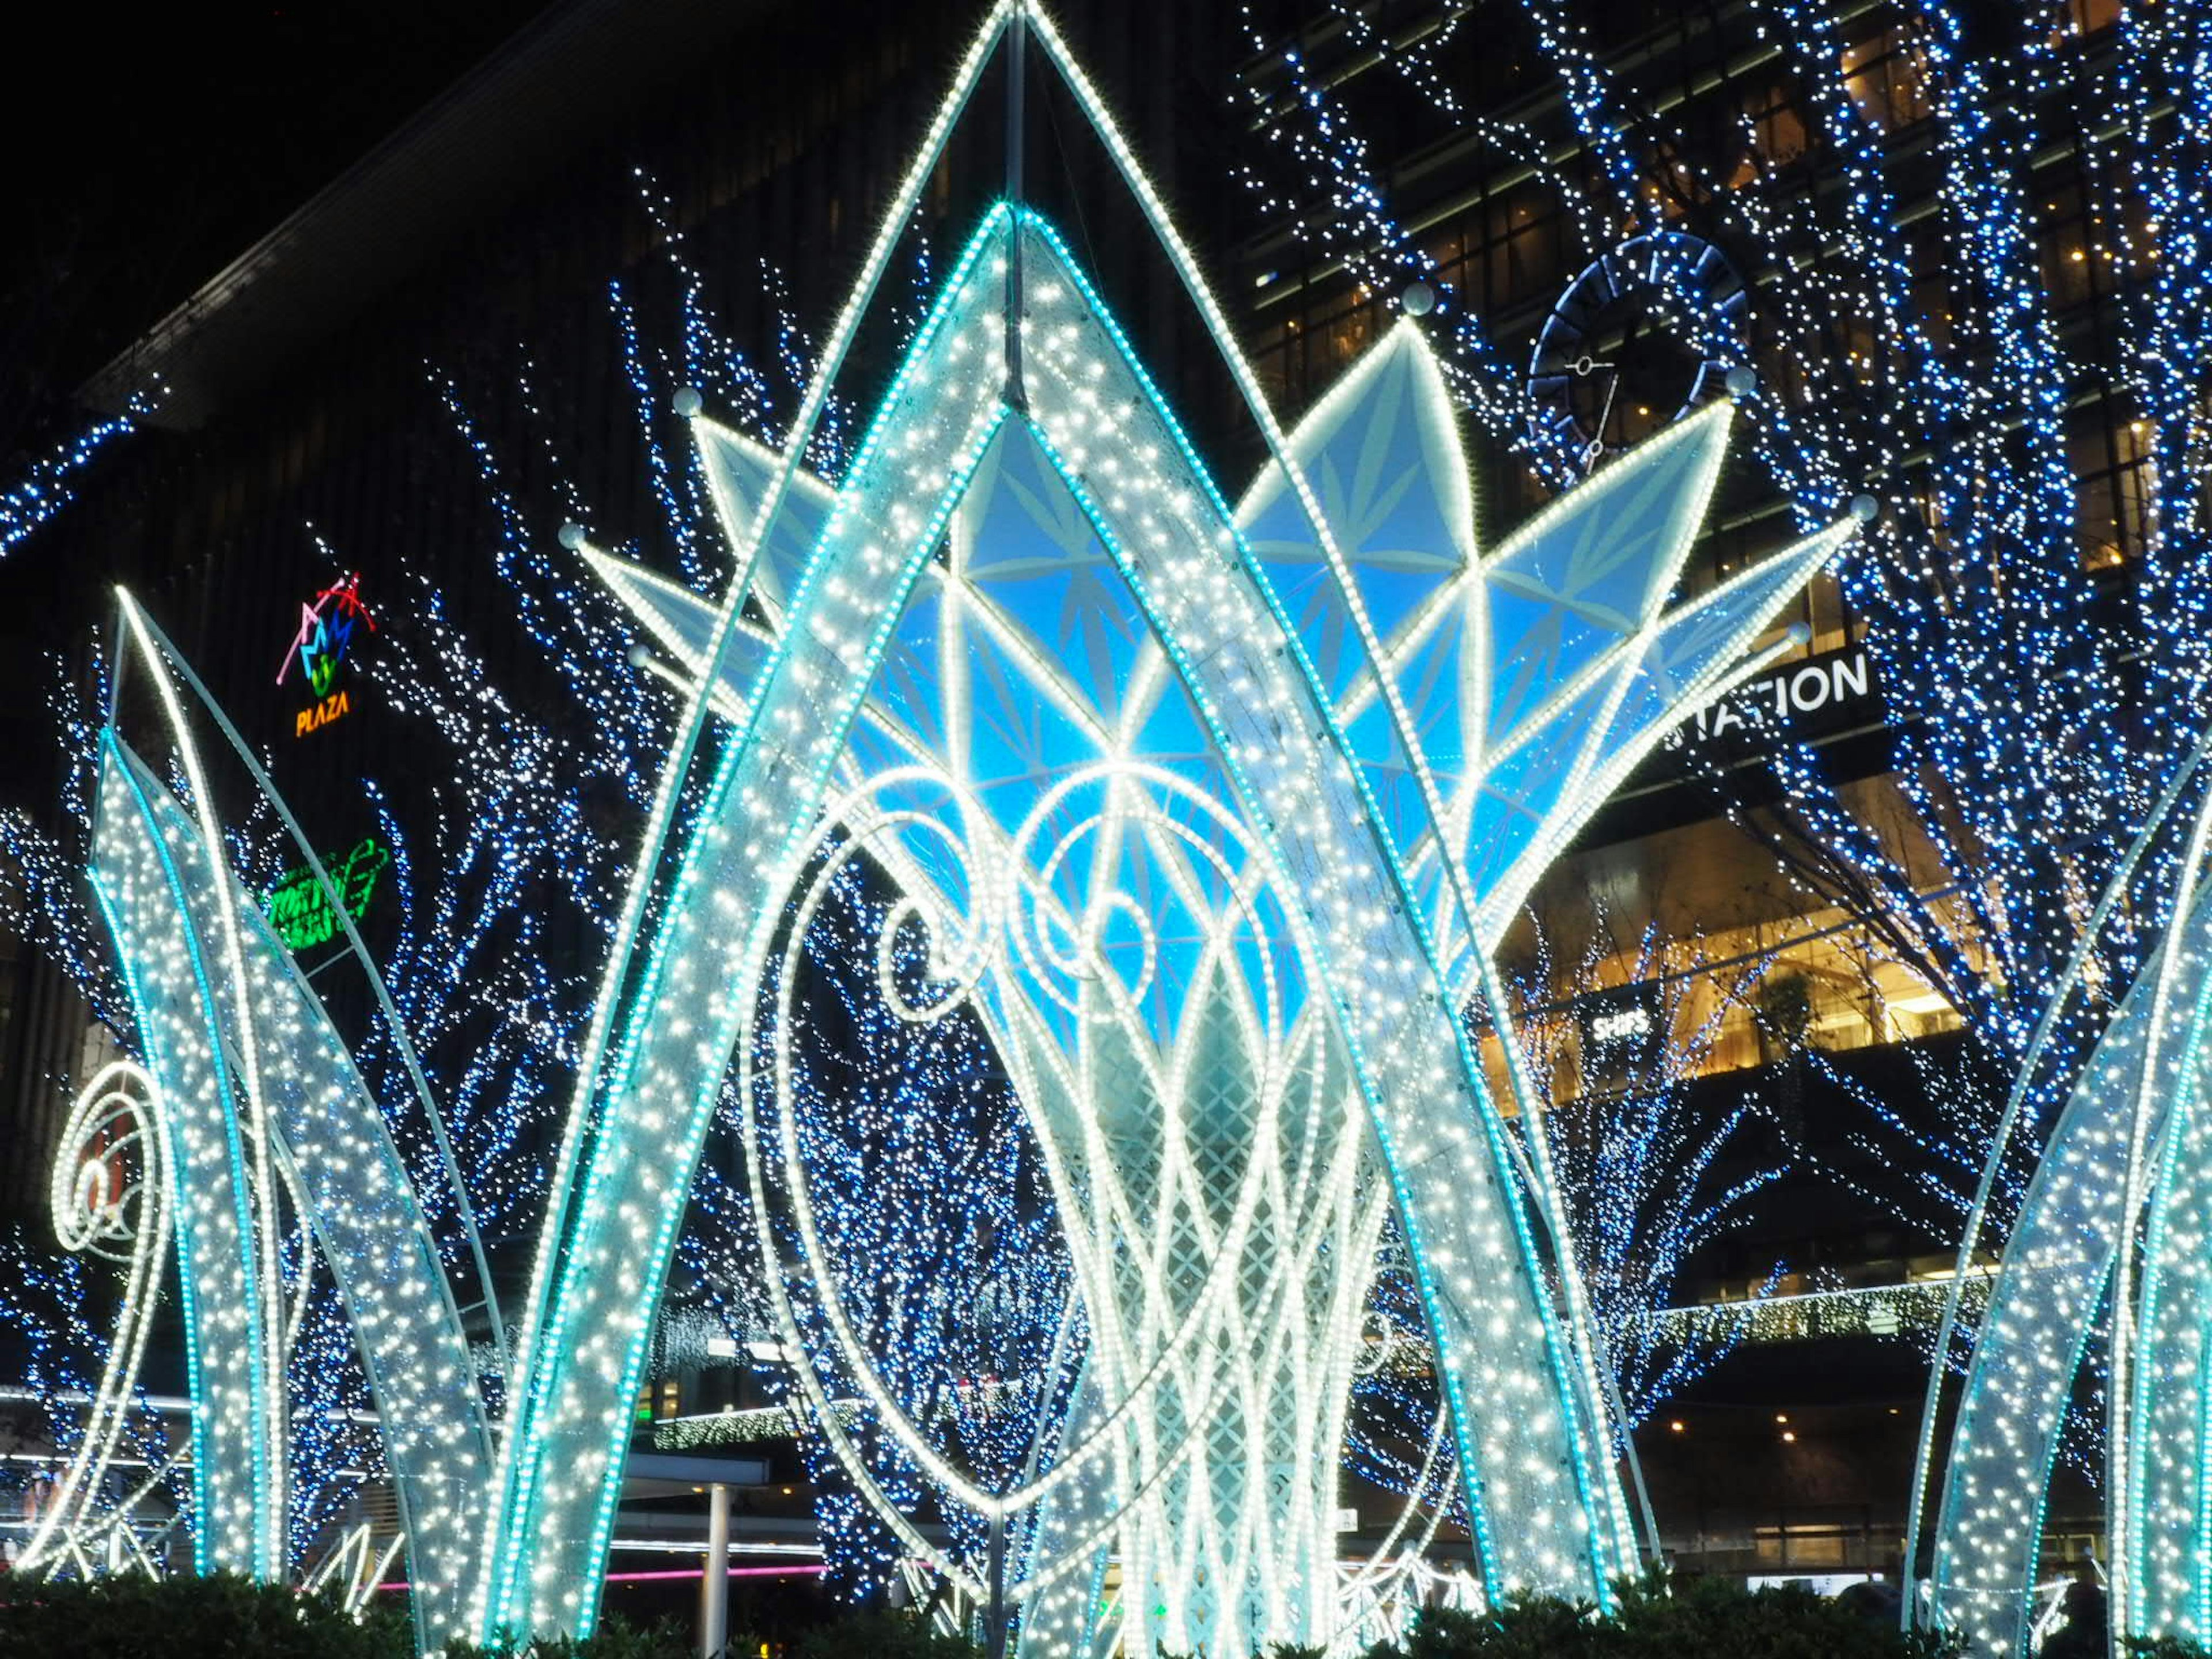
(19, 1060), (175, 1576)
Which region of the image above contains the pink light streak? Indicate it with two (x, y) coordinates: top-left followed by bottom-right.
(377, 1563), (824, 1593)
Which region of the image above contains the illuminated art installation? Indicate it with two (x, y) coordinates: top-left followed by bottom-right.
(62, 593), (501, 1650)
(35, 10), (1853, 1654)
(497, 5), (1855, 1650)
(1911, 740), (2212, 1656)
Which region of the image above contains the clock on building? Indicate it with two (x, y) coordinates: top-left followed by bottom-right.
(1527, 229), (1748, 471)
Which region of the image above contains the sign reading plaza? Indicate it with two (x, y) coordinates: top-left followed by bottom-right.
(277, 571), (375, 738)
(262, 836), (389, 952)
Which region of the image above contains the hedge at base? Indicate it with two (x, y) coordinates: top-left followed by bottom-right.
(0, 1578), (995, 1659)
(1348, 1577), (1957, 1659)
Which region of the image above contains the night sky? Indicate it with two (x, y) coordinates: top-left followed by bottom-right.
(0, 3), (564, 792)
(2, 6), (560, 441)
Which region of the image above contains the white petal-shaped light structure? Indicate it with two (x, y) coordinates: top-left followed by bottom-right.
(543, 190), (1849, 1652)
(1240, 323), (1852, 959)
(1919, 766), (2212, 1654)
(83, 605), (497, 1650)
(504, 205), (1637, 1645)
(504, 6), (1853, 1650)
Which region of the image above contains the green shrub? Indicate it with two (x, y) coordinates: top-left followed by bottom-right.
(0, 1571), (411, 1658)
(446, 1611), (693, 1658)
(795, 1608), (979, 1659)
(1355, 1574), (1962, 1659)
(0, 1573), (703, 1659)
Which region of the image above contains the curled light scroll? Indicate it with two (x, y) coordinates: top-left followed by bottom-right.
(17, 1061), (175, 1576)
(741, 764), (1290, 1548)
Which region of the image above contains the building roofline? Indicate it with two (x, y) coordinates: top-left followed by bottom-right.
(81, 0), (771, 429)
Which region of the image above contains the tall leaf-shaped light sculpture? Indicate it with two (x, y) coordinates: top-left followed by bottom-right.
(1913, 728), (2212, 1656)
(84, 595), (499, 1649)
(588, 325), (1853, 1659)
(497, 9), (1860, 1649)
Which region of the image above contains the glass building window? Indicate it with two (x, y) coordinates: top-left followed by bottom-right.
(1842, 26), (1932, 133)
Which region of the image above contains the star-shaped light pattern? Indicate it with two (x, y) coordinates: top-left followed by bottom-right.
(556, 198), (1847, 1652)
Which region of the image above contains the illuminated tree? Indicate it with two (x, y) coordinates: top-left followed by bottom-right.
(1233, 0), (2212, 1156)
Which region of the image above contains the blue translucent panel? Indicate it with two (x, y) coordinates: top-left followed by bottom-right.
(593, 434), (1267, 1046)
(1290, 344), (1467, 647)
(964, 424), (1113, 576)
(1483, 583), (1626, 744)
(1388, 604), (1471, 785)
(1340, 692), (1429, 870)
(1238, 328), (1471, 701)
(959, 425), (1146, 724)
(693, 419), (835, 619)
(1463, 677), (1613, 901)
(868, 575), (950, 757)
(821, 406), (1298, 1055)
(1127, 675), (1224, 778)
(1244, 534), (1348, 689)
(960, 625), (1105, 805)
(1485, 410), (1725, 638)
(1483, 410), (1729, 743)
(1594, 555), (1815, 769)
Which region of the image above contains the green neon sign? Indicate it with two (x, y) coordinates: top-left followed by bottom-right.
(262, 835), (388, 952)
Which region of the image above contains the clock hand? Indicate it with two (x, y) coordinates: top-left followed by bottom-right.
(1592, 365), (1622, 452)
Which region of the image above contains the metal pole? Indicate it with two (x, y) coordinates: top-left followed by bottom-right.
(702, 1482), (732, 1659)
(986, 1509), (1009, 1659)
(1002, 1), (1027, 408)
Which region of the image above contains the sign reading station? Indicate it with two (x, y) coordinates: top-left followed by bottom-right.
(278, 571), (375, 737)
(1666, 644), (1876, 748)
(263, 836), (389, 952)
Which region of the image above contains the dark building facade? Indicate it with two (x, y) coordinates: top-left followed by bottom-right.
(0, 0), (2142, 1586)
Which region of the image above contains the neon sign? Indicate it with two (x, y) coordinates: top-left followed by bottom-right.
(262, 836), (388, 952)
(278, 572), (374, 736)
